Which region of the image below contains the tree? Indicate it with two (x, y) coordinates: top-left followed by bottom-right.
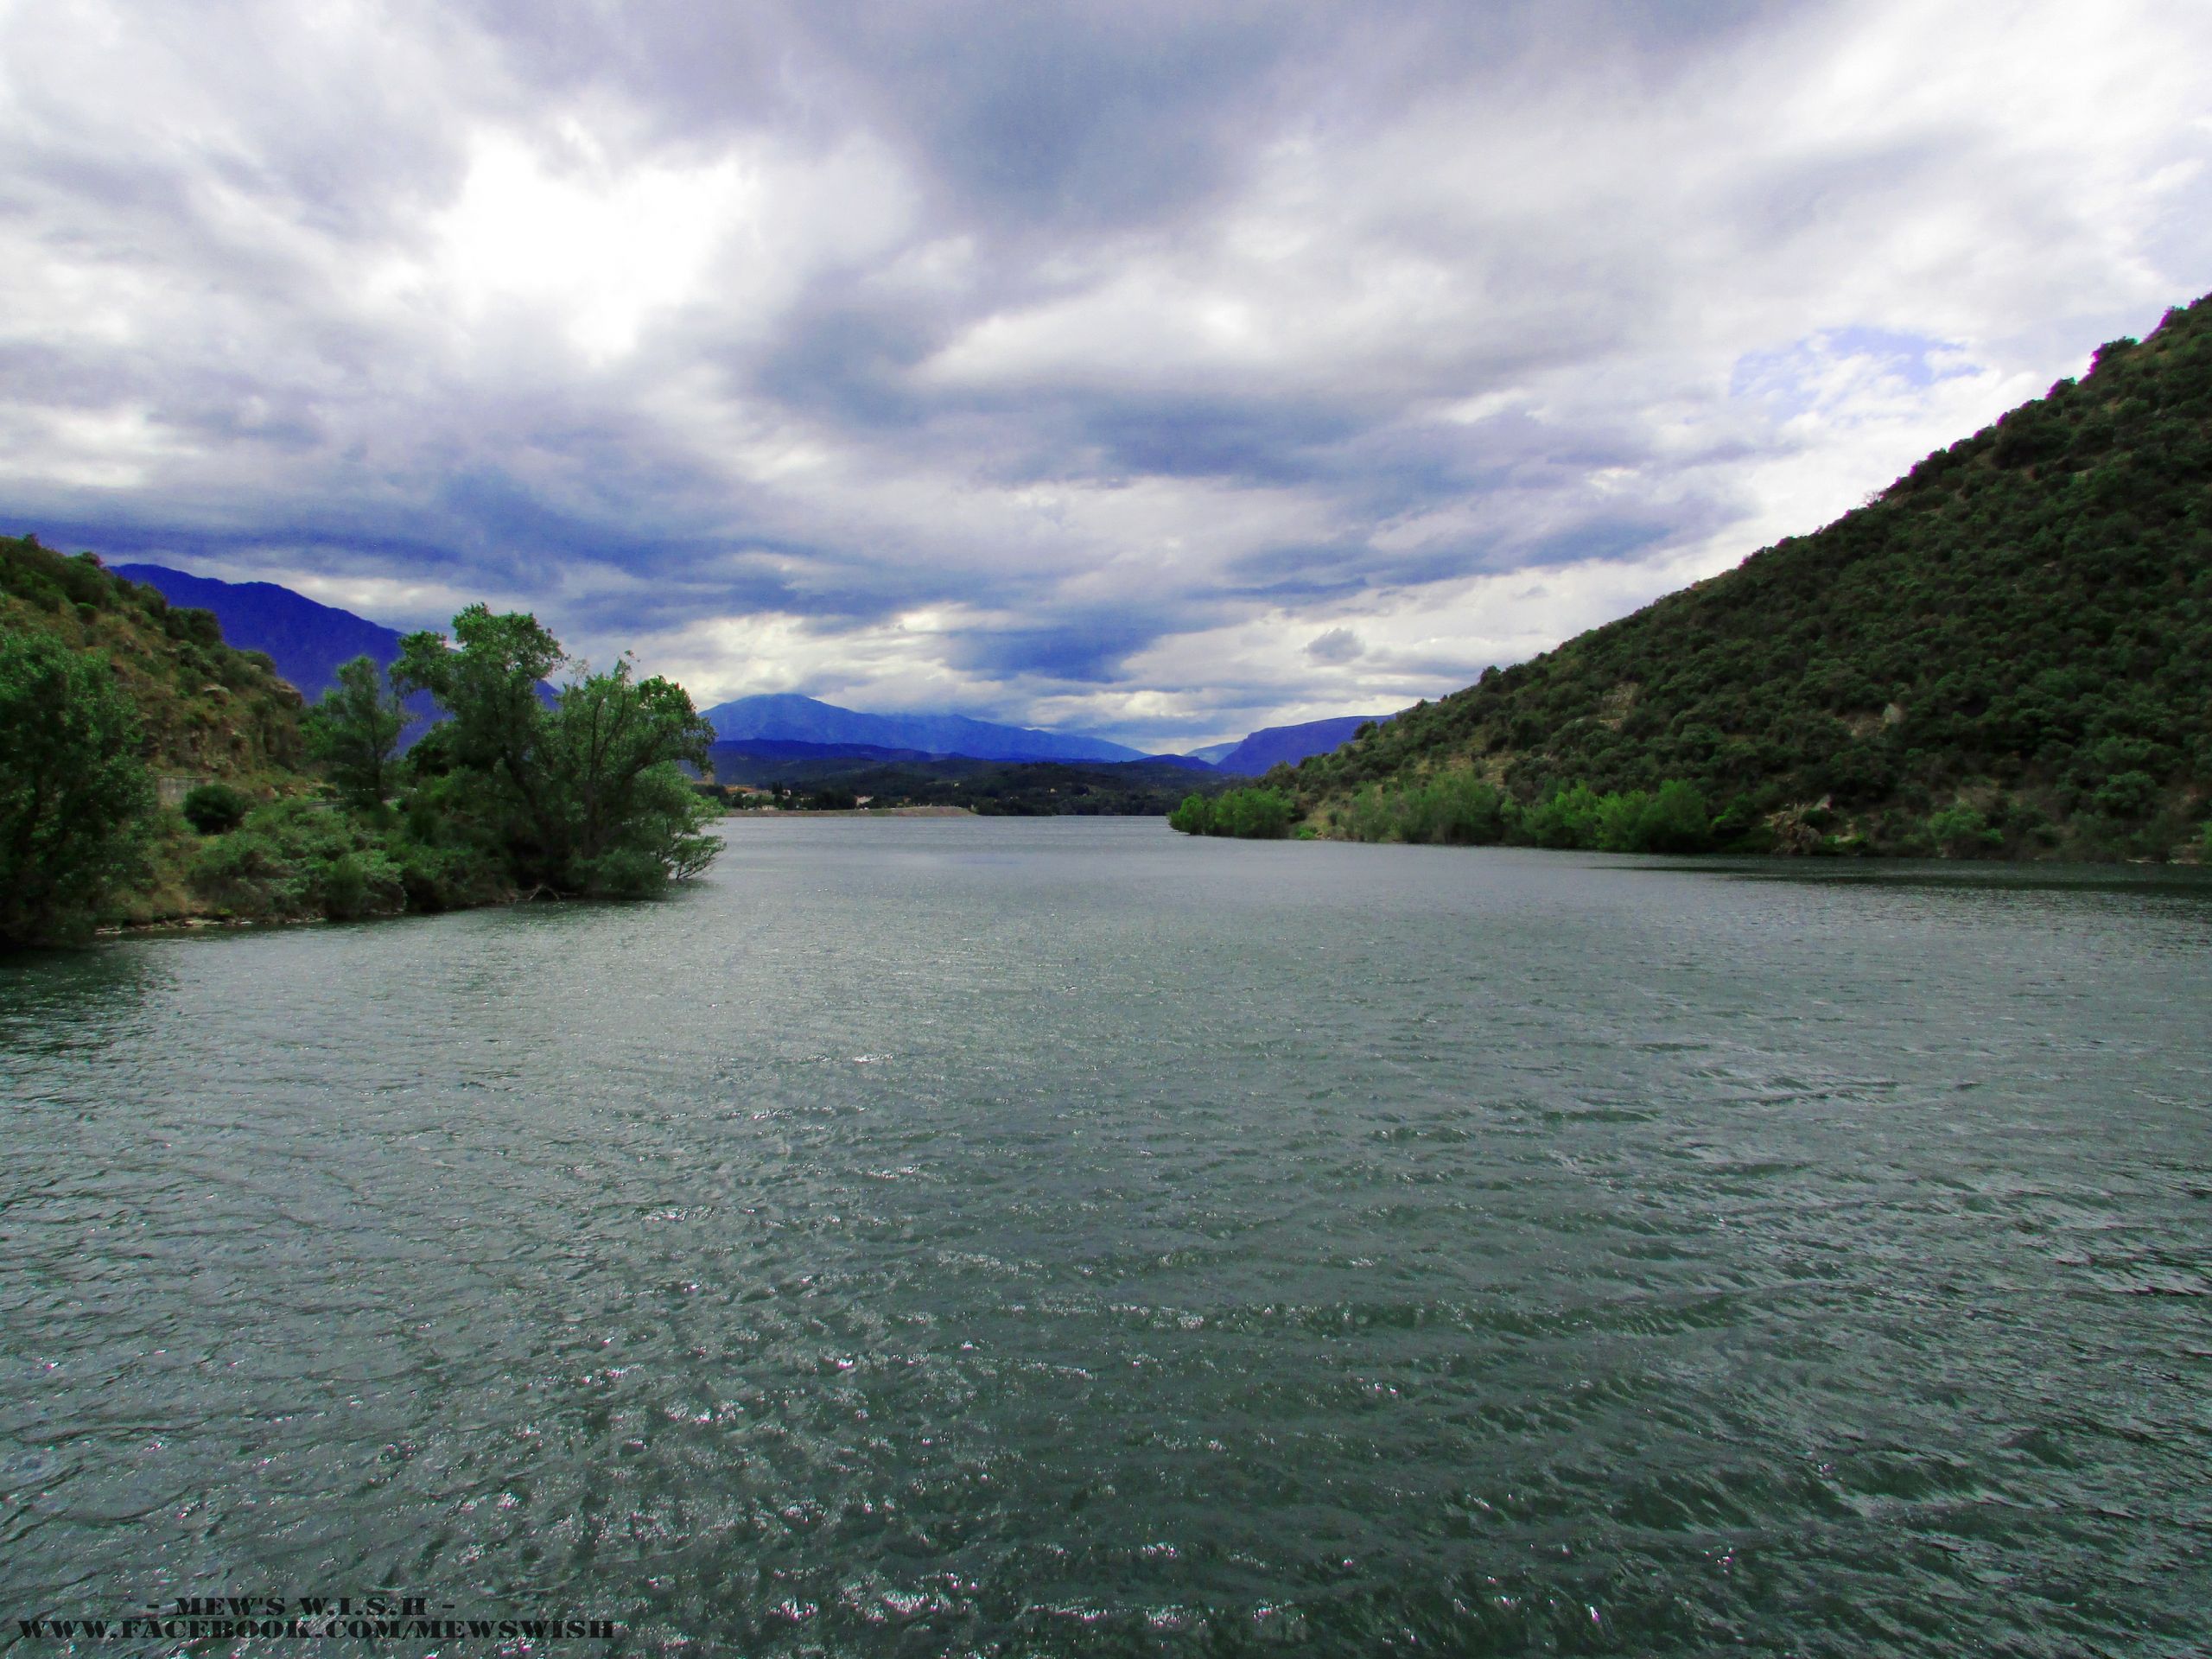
(394, 608), (720, 894)
(1637, 779), (1714, 853)
(0, 630), (154, 945)
(396, 606), (561, 821)
(541, 656), (718, 893)
(303, 655), (407, 808)
(1168, 792), (1212, 835)
(1170, 785), (1291, 839)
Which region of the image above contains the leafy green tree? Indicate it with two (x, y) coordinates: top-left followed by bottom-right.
(1168, 786), (1294, 839)
(1426, 773), (1512, 843)
(1592, 788), (1653, 852)
(396, 606), (563, 830)
(1168, 792), (1214, 835)
(303, 655), (407, 808)
(395, 609), (719, 894)
(1637, 779), (1714, 853)
(1520, 783), (1604, 849)
(543, 658), (719, 892)
(0, 630), (154, 945)
(1214, 786), (1293, 838)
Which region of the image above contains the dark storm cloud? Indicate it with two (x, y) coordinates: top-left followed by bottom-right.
(944, 612), (1166, 684)
(2, 0), (2206, 743)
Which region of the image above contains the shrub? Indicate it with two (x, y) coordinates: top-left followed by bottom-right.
(1168, 786), (1291, 839)
(2090, 769), (2161, 819)
(1519, 783), (1605, 849)
(1637, 779), (1715, 854)
(188, 799), (405, 921)
(1211, 786), (1294, 839)
(181, 781), (251, 835)
(1928, 803), (2004, 857)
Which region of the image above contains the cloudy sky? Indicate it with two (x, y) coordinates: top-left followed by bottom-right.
(3, 0), (2209, 748)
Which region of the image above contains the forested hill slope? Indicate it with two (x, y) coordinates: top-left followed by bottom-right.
(1, 534), (307, 782)
(1282, 294), (2212, 860)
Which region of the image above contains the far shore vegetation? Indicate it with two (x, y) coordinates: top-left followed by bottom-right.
(1171, 775), (2059, 858)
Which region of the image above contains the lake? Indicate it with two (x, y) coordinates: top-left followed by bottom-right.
(3, 816), (2209, 1654)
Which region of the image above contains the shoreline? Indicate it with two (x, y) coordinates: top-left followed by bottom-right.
(725, 804), (977, 818)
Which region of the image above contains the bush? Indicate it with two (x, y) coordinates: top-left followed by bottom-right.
(1928, 803), (2004, 857)
(1168, 792), (1212, 835)
(1636, 779), (1715, 854)
(1211, 786), (1294, 838)
(188, 798), (405, 921)
(1168, 786), (1292, 839)
(1519, 783), (1605, 849)
(2091, 769), (2161, 819)
(181, 781), (251, 835)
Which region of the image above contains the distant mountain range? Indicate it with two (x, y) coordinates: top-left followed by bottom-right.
(1206, 715), (1395, 775)
(113, 562), (443, 742)
(114, 563), (408, 702)
(105, 560), (1395, 776)
(700, 692), (1148, 764)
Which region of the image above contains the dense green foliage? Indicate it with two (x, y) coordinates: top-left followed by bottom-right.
(1285, 296), (2212, 860)
(188, 798), (410, 922)
(1168, 786), (1295, 838)
(303, 655), (406, 809)
(0, 631), (154, 944)
(1, 535), (726, 943)
(709, 747), (1233, 816)
(397, 607), (720, 896)
(180, 781), (251, 835)
(1180, 772), (1741, 854)
(1333, 774), (1726, 854)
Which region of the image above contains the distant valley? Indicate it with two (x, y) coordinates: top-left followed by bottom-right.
(104, 563), (1389, 777)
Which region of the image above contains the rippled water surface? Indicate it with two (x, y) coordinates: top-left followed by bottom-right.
(4, 817), (2210, 1655)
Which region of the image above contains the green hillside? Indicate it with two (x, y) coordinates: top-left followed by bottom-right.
(2, 536), (720, 945)
(0, 534), (308, 783)
(1278, 294), (2212, 861)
